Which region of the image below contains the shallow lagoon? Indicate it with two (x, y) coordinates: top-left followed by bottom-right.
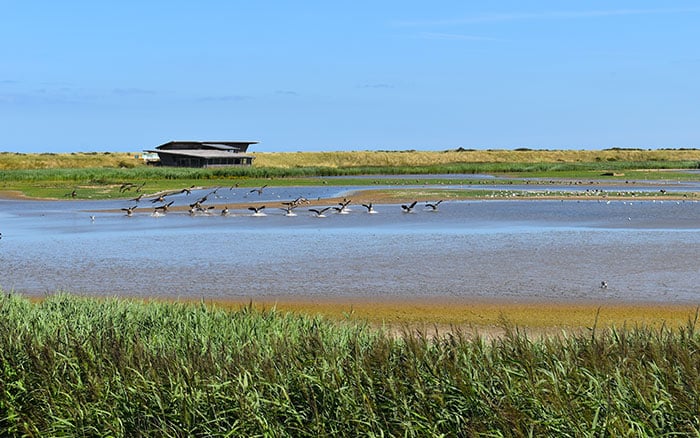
(1, 185), (699, 304)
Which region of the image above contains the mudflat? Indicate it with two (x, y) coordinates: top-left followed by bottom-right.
(196, 297), (700, 337)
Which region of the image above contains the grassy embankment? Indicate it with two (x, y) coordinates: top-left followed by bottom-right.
(1, 293), (699, 436)
(1, 149), (700, 200)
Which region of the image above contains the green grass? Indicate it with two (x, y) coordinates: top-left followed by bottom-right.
(1, 160), (699, 183)
(1, 293), (699, 436)
(2, 160), (700, 200)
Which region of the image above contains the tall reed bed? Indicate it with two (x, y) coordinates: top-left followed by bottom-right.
(0, 293), (698, 436)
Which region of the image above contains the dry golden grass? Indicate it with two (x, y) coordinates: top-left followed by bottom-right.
(0, 152), (143, 170)
(3, 149), (700, 170)
(252, 149), (700, 168)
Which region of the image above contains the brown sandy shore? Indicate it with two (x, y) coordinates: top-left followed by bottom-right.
(157, 297), (700, 338)
(84, 190), (698, 214)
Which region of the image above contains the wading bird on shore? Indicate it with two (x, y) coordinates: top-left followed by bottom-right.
(248, 206), (266, 216)
(401, 201), (418, 213)
(309, 207), (331, 218)
(121, 205), (138, 216)
(425, 200), (443, 211)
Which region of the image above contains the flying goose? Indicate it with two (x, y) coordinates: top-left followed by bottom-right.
(248, 184), (268, 196)
(121, 205), (138, 216)
(309, 207), (331, 217)
(194, 194), (209, 205)
(150, 194), (168, 203)
(362, 203), (377, 214)
(280, 205), (297, 216)
(248, 205), (266, 216)
(221, 206), (230, 216)
(331, 198), (351, 214)
(153, 201), (174, 213)
(119, 182), (135, 192)
(401, 201), (418, 213)
(283, 196), (310, 208)
(425, 200), (443, 211)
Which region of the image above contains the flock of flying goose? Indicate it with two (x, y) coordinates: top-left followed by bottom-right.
(113, 184), (445, 219)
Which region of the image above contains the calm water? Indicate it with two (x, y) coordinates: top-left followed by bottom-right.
(1, 186), (699, 304)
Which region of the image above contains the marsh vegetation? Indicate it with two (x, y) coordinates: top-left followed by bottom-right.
(1, 294), (699, 436)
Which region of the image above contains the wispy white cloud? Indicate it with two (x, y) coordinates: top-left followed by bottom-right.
(0, 91), (81, 105)
(359, 83), (394, 89)
(395, 7), (700, 27)
(112, 88), (157, 96)
(275, 90), (299, 96)
(418, 32), (503, 42)
(195, 95), (250, 102)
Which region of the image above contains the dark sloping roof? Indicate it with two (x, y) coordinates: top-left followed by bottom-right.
(156, 141), (258, 150)
(199, 143), (240, 151)
(145, 149), (254, 159)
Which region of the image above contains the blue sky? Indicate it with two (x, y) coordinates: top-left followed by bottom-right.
(1, 1), (699, 153)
